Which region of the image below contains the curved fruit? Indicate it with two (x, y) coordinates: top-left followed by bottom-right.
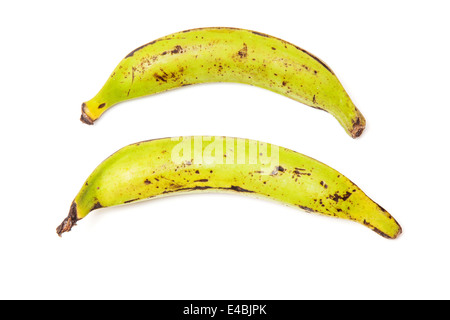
(81, 27), (365, 138)
(57, 136), (401, 238)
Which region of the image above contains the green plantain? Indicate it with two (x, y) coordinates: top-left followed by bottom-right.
(81, 27), (365, 138)
(57, 136), (401, 238)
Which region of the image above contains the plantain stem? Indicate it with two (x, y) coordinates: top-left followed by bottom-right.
(351, 123), (365, 138)
(56, 201), (79, 237)
(80, 103), (94, 125)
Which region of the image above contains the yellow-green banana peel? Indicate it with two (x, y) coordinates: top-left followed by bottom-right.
(57, 136), (401, 238)
(81, 27), (365, 138)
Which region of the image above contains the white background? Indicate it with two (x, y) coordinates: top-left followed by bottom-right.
(1, 0), (449, 300)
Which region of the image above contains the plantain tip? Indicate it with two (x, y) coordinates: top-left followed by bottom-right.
(80, 103), (94, 125)
(351, 118), (365, 138)
(394, 224), (403, 239)
(56, 202), (79, 237)
(391, 219), (403, 239)
(372, 219), (402, 240)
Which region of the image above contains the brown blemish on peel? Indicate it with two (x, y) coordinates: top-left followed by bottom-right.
(271, 166), (286, 175)
(56, 202), (79, 237)
(251, 31), (269, 38)
(160, 185), (255, 195)
(144, 179), (151, 185)
(293, 169), (311, 176)
(91, 202), (104, 211)
(298, 205), (317, 213)
(194, 179), (209, 182)
(124, 38), (182, 59)
(153, 66), (184, 83)
(371, 227), (391, 239)
(328, 191), (352, 203)
(98, 103), (106, 109)
(309, 105), (325, 111)
(237, 43), (248, 58)
(172, 186), (213, 193)
(124, 198), (139, 204)
(229, 185), (255, 193)
(154, 73), (168, 82)
(171, 45), (184, 54)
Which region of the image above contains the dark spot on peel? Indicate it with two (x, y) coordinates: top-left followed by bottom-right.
(124, 198), (139, 204)
(229, 186), (255, 193)
(144, 179), (151, 185)
(371, 227), (391, 239)
(154, 73), (167, 82)
(237, 43), (248, 58)
(293, 169), (311, 176)
(98, 103), (106, 109)
(251, 31), (269, 38)
(271, 166), (285, 175)
(171, 186), (213, 193)
(171, 45), (184, 54)
(328, 191), (352, 203)
(298, 205), (316, 213)
(194, 179), (209, 182)
(91, 201), (103, 211)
